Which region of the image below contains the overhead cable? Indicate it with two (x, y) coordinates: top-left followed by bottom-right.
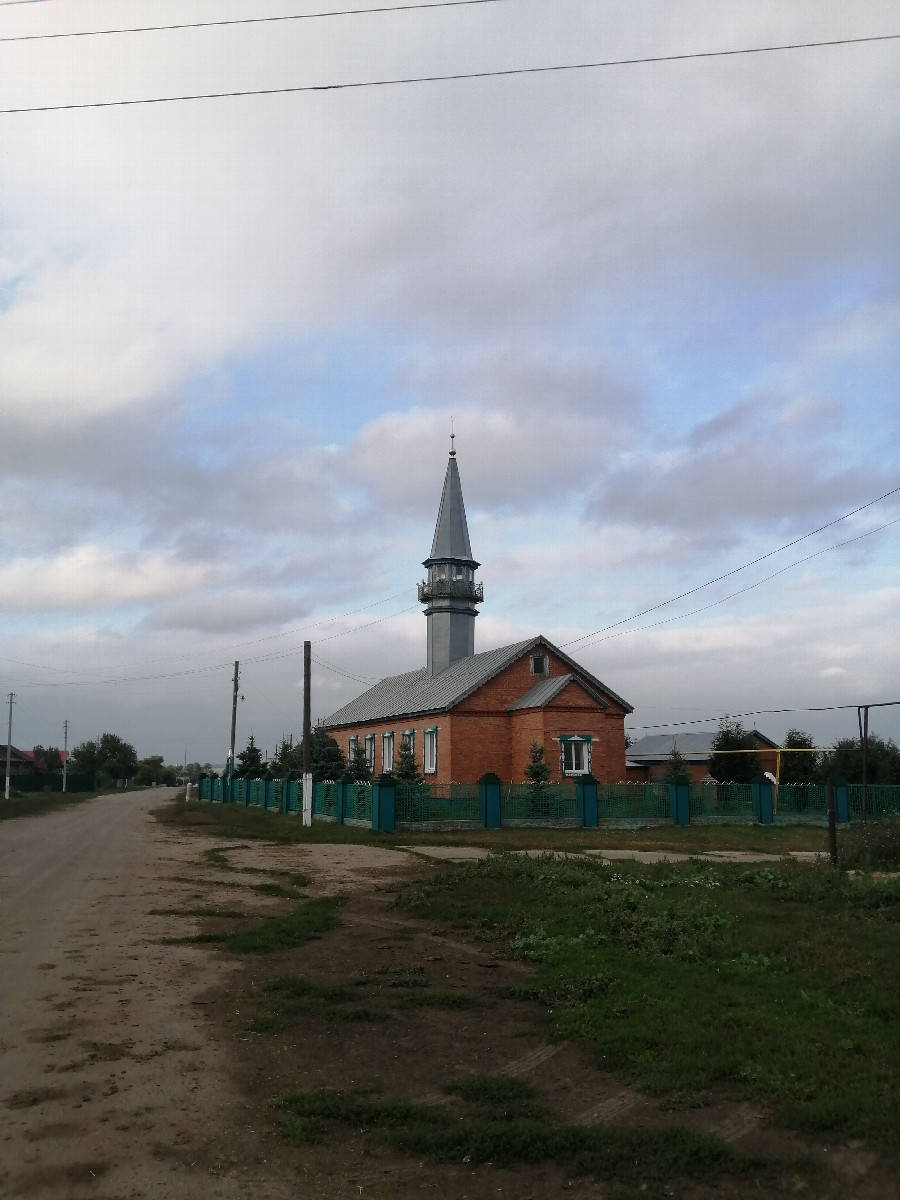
(1, 32), (898, 115)
(0, 0), (504, 43)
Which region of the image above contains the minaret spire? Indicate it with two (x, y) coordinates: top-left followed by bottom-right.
(418, 435), (483, 675)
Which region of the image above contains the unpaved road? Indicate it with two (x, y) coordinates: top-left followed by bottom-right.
(0, 789), (306, 1200)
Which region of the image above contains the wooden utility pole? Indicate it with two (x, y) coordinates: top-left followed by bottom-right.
(302, 642), (312, 826)
(62, 719), (68, 793)
(228, 661), (240, 773)
(303, 642), (311, 776)
(5, 693), (14, 801)
(858, 705), (869, 824)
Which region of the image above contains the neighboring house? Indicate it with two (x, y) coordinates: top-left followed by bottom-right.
(625, 730), (779, 783)
(323, 441), (632, 784)
(0, 745), (37, 776)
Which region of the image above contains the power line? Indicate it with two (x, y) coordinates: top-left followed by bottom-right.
(627, 701), (900, 733)
(576, 514), (900, 652)
(0, 0), (503, 43)
(1, 31), (898, 115)
(563, 483), (900, 649)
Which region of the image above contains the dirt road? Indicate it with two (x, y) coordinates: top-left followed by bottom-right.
(0, 789), (306, 1200)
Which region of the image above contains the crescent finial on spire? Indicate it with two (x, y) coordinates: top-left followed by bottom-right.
(449, 416), (455, 456)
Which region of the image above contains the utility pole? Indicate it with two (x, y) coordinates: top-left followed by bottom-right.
(858, 705), (869, 825)
(302, 642), (312, 826)
(63, 719), (68, 793)
(5, 693), (14, 801)
(228, 661), (240, 775)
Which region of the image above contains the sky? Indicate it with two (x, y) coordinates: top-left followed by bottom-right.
(0, 0), (898, 765)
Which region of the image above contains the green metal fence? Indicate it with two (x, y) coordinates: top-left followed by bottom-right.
(848, 783), (900, 821)
(596, 782), (670, 824)
(343, 782), (373, 826)
(313, 781), (339, 821)
(690, 782), (754, 823)
(395, 782), (480, 828)
(774, 783), (828, 824)
(501, 782), (579, 825)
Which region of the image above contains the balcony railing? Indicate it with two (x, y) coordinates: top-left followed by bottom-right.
(418, 579), (484, 603)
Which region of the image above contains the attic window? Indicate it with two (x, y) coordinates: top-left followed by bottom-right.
(530, 654), (549, 676)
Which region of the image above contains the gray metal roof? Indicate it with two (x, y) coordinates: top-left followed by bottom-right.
(627, 729), (777, 762)
(324, 636), (633, 728)
(425, 453), (477, 565)
(507, 673), (576, 710)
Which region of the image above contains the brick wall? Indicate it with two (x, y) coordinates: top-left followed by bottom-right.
(326, 645), (629, 784)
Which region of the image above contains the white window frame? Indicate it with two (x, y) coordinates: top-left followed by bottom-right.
(401, 729), (415, 753)
(423, 727), (437, 775)
(348, 734), (358, 760)
(364, 733), (375, 772)
(560, 735), (591, 777)
(530, 653), (549, 676)
(382, 731), (394, 773)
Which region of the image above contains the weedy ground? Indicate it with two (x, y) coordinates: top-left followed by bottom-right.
(151, 806), (900, 1199)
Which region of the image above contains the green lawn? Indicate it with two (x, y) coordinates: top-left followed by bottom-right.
(393, 852), (900, 1168)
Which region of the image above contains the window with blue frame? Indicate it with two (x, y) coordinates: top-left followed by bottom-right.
(560, 734), (591, 776)
(382, 732), (394, 773)
(364, 733), (375, 772)
(423, 727), (437, 774)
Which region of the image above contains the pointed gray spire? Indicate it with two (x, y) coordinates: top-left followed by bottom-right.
(428, 454), (476, 564)
(419, 444), (483, 675)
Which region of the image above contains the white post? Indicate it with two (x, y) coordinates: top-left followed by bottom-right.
(302, 772), (313, 827)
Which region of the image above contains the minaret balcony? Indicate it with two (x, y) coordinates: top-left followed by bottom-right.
(418, 579), (484, 604)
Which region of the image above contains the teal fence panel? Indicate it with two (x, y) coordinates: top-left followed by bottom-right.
(689, 782), (754, 823)
(343, 782), (372, 825)
(198, 776), (212, 800)
(313, 781), (338, 821)
(232, 777), (246, 806)
(395, 782), (480, 827)
(848, 784), (900, 821)
(501, 782), (579, 825)
(597, 782), (670, 824)
(284, 779), (301, 813)
(774, 783), (828, 825)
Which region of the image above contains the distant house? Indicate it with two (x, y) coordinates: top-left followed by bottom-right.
(625, 730), (779, 783)
(323, 442), (632, 784)
(0, 745), (37, 776)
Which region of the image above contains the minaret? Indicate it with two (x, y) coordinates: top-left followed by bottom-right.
(418, 434), (484, 675)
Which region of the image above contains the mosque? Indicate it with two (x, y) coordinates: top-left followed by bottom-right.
(323, 439), (632, 784)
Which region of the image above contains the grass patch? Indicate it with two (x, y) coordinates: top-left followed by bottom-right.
(163, 896), (344, 953)
(248, 975), (387, 1031)
(271, 1086), (794, 1188)
(395, 852), (900, 1166)
(0, 791), (107, 822)
(392, 987), (482, 1010)
(149, 906), (247, 919)
(250, 880), (305, 899)
(226, 896), (344, 953)
(839, 816), (900, 870)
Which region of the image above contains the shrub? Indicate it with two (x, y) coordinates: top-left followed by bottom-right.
(838, 817), (900, 871)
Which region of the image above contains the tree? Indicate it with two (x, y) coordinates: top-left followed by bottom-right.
(394, 738), (421, 783)
(779, 729), (819, 784)
(349, 739), (371, 782)
(523, 741), (551, 804)
(296, 727), (346, 781)
(663, 744), (690, 785)
(135, 755), (177, 786)
(271, 736), (303, 775)
(819, 735), (900, 785)
(708, 719), (759, 783)
(31, 745), (62, 773)
(236, 733), (264, 777)
(71, 732), (138, 782)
